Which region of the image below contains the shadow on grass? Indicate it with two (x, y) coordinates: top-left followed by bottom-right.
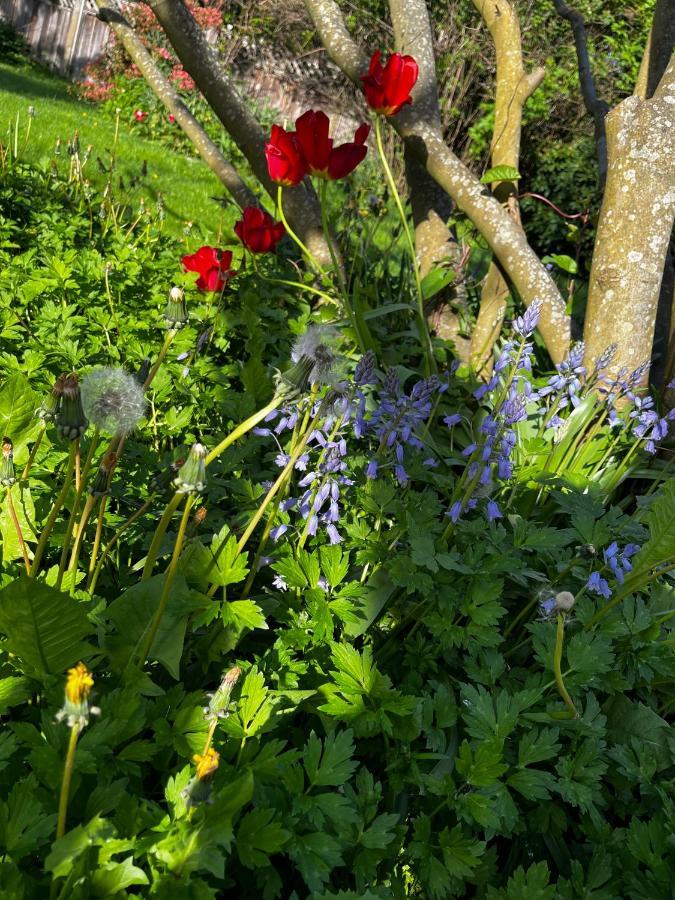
(0, 62), (73, 104)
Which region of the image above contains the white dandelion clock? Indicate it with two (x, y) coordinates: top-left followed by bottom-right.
(81, 367), (147, 437)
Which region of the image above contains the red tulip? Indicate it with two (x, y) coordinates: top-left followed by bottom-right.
(360, 51), (419, 116)
(167, 113), (176, 124)
(295, 110), (369, 180)
(234, 207), (285, 253)
(182, 246), (233, 292)
(134, 109), (147, 122)
(265, 124), (307, 186)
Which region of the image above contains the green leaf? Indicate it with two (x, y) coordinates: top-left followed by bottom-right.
(303, 729), (357, 788)
(480, 165), (520, 184)
(222, 667), (277, 740)
(0, 777), (55, 861)
(439, 824), (485, 878)
(631, 479), (675, 578)
(104, 574), (201, 679)
(0, 374), (39, 452)
(0, 485), (36, 563)
(221, 599), (268, 632)
(272, 555), (308, 590)
(90, 857), (149, 895)
(0, 676), (33, 715)
(508, 767), (556, 801)
(320, 545), (349, 588)
(236, 808), (290, 868)
(45, 815), (115, 877)
(0, 576), (94, 677)
(517, 728), (561, 766)
(546, 253), (578, 275)
(360, 812), (399, 850)
(487, 862), (556, 900)
(456, 741), (508, 787)
(420, 267), (456, 301)
(343, 569), (396, 638)
(288, 831), (343, 892)
(181, 526), (249, 589)
(604, 695), (671, 769)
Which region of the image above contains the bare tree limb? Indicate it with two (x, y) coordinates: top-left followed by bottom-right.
(469, 0), (545, 375)
(552, 0), (609, 186)
(583, 53), (675, 382)
(94, 1), (257, 210)
(302, 0), (571, 363)
(635, 0), (675, 100)
(146, 0), (336, 268)
(388, 0), (469, 359)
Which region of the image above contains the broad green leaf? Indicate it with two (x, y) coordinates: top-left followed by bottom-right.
(320, 545), (349, 588)
(480, 165), (520, 184)
(360, 812), (399, 850)
(104, 574), (203, 679)
(508, 767), (556, 801)
(420, 267), (456, 301)
(181, 526), (249, 589)
(343, 569), (396, 638)
(547, 253), (578, 275)
(0, 485), (35, 563)
(0, 776), (55, 861)
(0, 374), (40, 452)
(439, 824), (485, 878)
(222, 667), (277, 740)
(288, 831), (343, 892)
(517, 728), (561, 766)
(0, 576), (94, 678)
(487, 862), (556, 900)
(456, 741), (508, 787)
(0, 676), (33, 715)
(90, 857), (149, 895)
(221, 599), (268, 632)
(45, 815), (115, 877)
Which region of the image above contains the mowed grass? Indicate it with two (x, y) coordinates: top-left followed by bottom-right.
(0, 60), (236, 239)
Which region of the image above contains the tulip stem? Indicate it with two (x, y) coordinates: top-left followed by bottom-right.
(276, 186), (327, 277)
(373, 116), (436, 375)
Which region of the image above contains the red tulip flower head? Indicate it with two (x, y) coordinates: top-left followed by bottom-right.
(234, 207), (285, 253)
(167, 113), (176, 124)
(265, 125), (307, 186)
(134, 109), (147, 122)
(294, 110), (369, 180)
(360, 51), (419, 116)
(182, 246), (233, 292)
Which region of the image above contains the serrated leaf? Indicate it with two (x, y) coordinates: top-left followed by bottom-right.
(182, 527), (249, 589)
(0, 776), (55, 860)
(508, 767), (556, 800)
(320, 545), (349, 588)
(439, 824), (485, 878)
(90, 857), (149, 895)
(221, 599), (267, 632)
(480, 165), (520, 184)
(304, 729), (357, 788)
(487, 862), (555, 900)
(236, 807), (290, 868)
(631, 479), (675, 579)
(0, 576), (94, 677)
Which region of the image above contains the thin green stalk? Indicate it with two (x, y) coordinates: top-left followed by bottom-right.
(144, 329), (177, 390)
(87, 496), (107, 589)
(30, 443), (77, 577)
(22, 426), (46, 480)
(205, 397), (282, 466)
(135, 495), (194, 669)
(67, 494), (96, 593)
(56, 726), (80, 839)
(87, 499), (152, 594)
(56, 431), (100, 590)
(374, 116), (435, 375)
(6, 487), (30, 573)
(585, 561), (675, 627)
(552, 613), (577, 718)
(141, 492), (184, 581)
(253, 265), (336, 304)
(276, 186), (326, 276)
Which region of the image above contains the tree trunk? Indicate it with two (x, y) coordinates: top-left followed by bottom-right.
(582, 55), (675, 380)
(94, 2), (257, 210)
(146, 0), (336, 269)
(469, 0), (545, 374)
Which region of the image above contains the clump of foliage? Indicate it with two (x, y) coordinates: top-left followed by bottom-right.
(0, 87), (674, 900)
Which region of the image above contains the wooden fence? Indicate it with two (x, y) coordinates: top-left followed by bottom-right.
(0, 0), (111, 75)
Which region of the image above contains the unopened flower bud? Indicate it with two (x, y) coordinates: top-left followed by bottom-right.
(164, 286), (188, 329)
(88, 451), (117, 497)
(37, 374), (66, 423)
(204, 666), (241, 722)
(1, 438), (16, 486)
(56, 374), (88, 441)
(174, 443), (207, 494)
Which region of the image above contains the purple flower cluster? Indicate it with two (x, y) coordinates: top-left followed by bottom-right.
(586, 541), (640, 598)
(538, 342), (586, 426)
(365, 370), (441, 485)
(629, 394), (673, 454)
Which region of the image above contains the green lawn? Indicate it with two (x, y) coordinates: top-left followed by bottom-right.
(0, 60), (234, 238)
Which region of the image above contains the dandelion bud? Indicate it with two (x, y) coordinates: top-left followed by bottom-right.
(164, 286), (188, 329)
(174, 443), (207, 494)
(56, 662), (100, 729)
(81, 368), (146, 437)
(88, 451), (117, 497)
(37, 374), (66, 423)
(1, 438), (16, 486)
(204, 666), (241, 722)
(275, 354), (315, 399)
(150, 455), (185, 496)
(56, 374), (88, 441)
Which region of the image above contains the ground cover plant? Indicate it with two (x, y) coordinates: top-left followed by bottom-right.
(1, 3), (674, 899)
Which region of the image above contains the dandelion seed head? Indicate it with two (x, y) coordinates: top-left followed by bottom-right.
(81, 367), (146, 436)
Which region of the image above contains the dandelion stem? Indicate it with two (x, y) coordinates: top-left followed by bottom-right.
(56, 725), (80, 840)
(30, 443), (77, 577)
(141, 492), (184, 581)
(88, 499), (152, 594)
(144, 329), (177, 390)
(552, 613), (577, 719)
(6, 486), (30, 573)
(67, 494), (96, 592)
(135, 494), (194, 669)
(87, 496), (108, 589)
(374, 115), (435, 375)
(56, 431), (100, 590)
(21, 425), (45, 481)
(205, 397), (281, 466)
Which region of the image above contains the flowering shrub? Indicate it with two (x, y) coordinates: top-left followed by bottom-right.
(0, 71), (674, 900)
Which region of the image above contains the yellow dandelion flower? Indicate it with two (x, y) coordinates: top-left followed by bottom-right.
(65, 662), (94, 705)
(193, 747), (220, 781)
